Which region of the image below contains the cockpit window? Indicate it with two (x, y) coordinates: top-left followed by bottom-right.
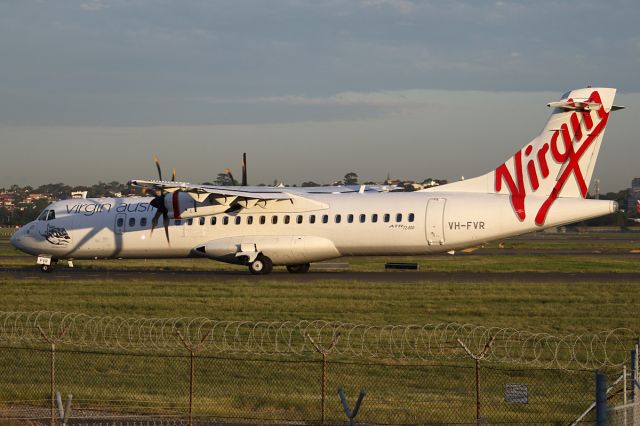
(38, 210), (55, 221)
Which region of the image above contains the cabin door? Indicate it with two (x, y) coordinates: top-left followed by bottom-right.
(425, 198), (446, 246)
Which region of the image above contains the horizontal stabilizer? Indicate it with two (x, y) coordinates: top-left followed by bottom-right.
(547, 100), (602, 111)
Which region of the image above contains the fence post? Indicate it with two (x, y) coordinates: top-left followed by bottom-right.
(307, 332), (340, 425)
(596, 370), (608, 426)
(176, 328), (213, 426)
(457, 335), (495, 425)
(38, 324), (70, 426)
(632, 343), (639, 402)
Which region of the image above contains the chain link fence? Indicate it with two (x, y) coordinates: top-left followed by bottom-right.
(0, 344), (606, 425)
(1, 311), (638, 425)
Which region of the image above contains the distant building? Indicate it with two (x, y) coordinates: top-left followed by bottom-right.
(0, 193), (14, 207)
(71, 191), (88, 199)
(627, 178), (640, 216)
(24, 193), (51, 204)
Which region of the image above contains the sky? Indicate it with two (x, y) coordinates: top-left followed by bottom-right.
(0, 0), (639, 192)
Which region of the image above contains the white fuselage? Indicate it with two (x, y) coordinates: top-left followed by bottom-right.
(10, 87), (622, 273)
(10, 191), (617, 265)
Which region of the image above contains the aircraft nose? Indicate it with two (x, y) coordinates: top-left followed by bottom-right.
(10, 229), (23, 250)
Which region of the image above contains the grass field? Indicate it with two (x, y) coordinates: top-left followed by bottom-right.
(1, 233), (640, 330)
(1, 232), (639, 424)
(1, 276), (639, 333)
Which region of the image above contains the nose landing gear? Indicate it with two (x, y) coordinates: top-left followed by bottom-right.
(37, 255), (58, 273)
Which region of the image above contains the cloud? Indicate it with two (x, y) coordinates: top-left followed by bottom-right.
(359, 0), (415, 14)
(80, 0), (110, 12)
(203, 91), (431, 109)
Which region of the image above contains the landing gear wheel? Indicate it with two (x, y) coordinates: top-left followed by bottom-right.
(248, 255), (273, 275)
(286, 263), (310, 274)
(40, 264), (54, 273)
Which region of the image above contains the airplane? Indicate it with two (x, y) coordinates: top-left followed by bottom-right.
(11, 87), (624, 274)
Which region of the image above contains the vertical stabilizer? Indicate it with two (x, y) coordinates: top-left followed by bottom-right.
(426, 87), (618, 225)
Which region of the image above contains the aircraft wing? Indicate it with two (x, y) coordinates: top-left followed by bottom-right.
(129, 180), (296, 203)
(130, 180), (400, 199)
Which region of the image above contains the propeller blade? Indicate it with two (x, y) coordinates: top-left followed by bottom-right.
(150, 208), (162, 236)
(241, 152), (247, 186)
(162, 210), (170, 245)
(153, 154), (163, 182)
(225, 168), (236, 186)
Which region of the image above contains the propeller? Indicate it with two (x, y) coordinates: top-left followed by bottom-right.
(149, 155), (172, 245)
(225, 168), (236, 186)
(153, 154), (163, 181)
(241, 152), (247, 186)
(223, 153), (247, 186)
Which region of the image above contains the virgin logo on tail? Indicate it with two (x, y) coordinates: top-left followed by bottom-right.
(495, 91), (610, 226)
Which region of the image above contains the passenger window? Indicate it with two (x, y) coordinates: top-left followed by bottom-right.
(347, 214), (354, 223)
(372, 214), (378, 223)
(223, 216), (229, 225)
(309, 215), (316, 224)
(384, 214), (390, 223)
(322, 215), (328, 223)
(47, 210), (56, 221)
(396, 213), (402, 222)
(141, 218), (147, 227)
(297, 215), (303, 224)
(335, 214), (341, 224)
(117, 217), (124, 227)
(408, 213), (415, 222)
(260, 216), (266, 225)
(199, 217), (205, 225)
(210, 217), (217, 225)
(235, 216), (241, 225)
(187, 218), (193, 226)
(360, 214), (366, 223)
(284, 215), (290, 224)
(272, 216), (278, 225)
(129, 217), (136, 227)
(247, 216), (253, 225)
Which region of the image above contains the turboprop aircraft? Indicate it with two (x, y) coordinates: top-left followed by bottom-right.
(11, 87), (624, 274)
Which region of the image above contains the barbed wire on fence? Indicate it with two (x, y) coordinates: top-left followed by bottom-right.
(0, 311), (635, 369)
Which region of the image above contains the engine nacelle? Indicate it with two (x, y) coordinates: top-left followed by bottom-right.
(193, 235), (341, 265)
(163, 192), (229, 219)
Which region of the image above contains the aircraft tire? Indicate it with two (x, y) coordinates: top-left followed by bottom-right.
(286, 263), (310, 274)
(40, 264), (54, 273)
(249, 255), (273, 275)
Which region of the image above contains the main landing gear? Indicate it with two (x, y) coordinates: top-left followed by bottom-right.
(286, 263), (310, 274)
(248, 255), (273, 275)
(246, 255), (311, 275)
